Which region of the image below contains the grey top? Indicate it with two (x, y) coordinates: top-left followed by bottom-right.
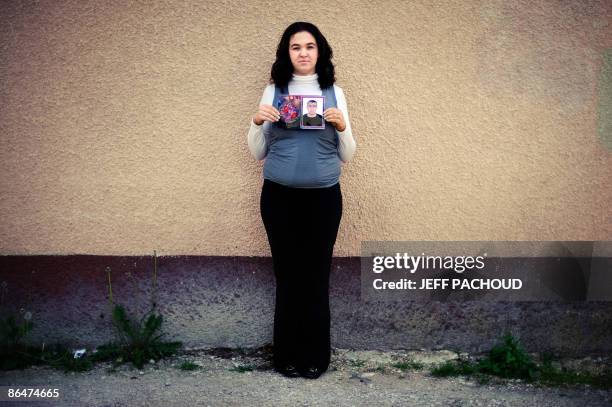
(263, 84), (341, 188)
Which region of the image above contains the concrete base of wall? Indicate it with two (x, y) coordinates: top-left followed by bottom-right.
(1, 255), (611, 356)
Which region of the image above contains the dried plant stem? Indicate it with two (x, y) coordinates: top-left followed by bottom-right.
(106, 267), (114, 306)
(152, 250), (158, 309)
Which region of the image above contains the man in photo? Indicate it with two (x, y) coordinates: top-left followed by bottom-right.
(302, 99), (323, 127)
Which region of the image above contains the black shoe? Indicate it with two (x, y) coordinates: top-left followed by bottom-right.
(274, 364), (301, 378)
(298, 365), (325, 379)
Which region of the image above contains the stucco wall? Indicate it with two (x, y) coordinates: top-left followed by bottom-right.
(1, 0), (611, 257)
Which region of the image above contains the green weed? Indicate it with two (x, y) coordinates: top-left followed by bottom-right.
(430, 331), (612, 389)
(178, 361), (201, 371)
(229, 364), (255, 373)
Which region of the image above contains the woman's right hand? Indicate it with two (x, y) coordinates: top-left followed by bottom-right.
(253, 104), (280, 125)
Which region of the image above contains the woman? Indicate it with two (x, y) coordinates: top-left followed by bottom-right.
(247, 22), (356, 379)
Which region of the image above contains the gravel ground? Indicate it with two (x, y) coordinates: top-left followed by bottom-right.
(1, 347), (610, 406)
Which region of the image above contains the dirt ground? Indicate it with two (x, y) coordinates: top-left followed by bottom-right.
(1, 347), (611, 406)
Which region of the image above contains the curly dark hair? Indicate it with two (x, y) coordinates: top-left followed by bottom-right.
(270, 22), (336, 90)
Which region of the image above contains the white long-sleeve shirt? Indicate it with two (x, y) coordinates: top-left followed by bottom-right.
(247, 73), (356, 162)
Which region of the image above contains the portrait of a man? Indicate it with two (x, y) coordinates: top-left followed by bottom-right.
(301, 97), (325, 128)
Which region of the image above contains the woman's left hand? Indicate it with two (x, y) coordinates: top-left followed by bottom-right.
(323, 108), (346, 132)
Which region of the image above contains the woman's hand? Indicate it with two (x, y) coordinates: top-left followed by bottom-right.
(253, 104), (280, 125)
(323, 108), (346, 132)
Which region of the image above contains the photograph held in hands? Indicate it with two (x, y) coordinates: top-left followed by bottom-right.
(276, 94), (325, 130)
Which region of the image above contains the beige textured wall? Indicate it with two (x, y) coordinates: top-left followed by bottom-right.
(1, 0), (611, 256)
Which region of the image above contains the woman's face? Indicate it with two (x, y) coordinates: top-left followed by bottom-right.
(289, 31), (318, 76)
